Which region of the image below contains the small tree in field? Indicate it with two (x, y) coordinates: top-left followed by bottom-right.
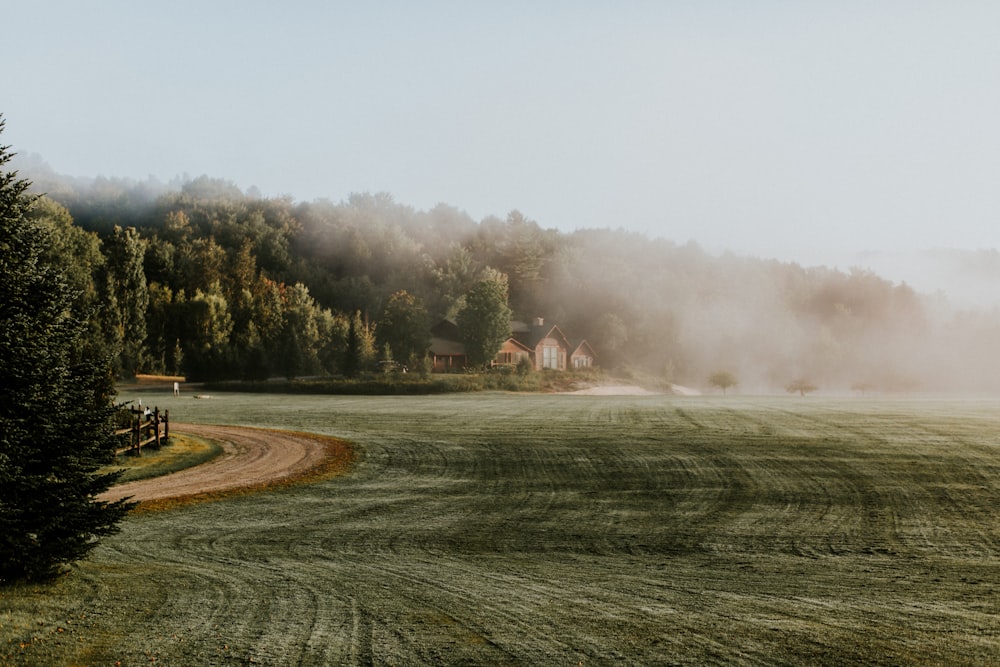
(851, 381), (875, 396)
(708, 371), (738, 395)
(0, 118), (133, 583)
(786, 378), (818, 397)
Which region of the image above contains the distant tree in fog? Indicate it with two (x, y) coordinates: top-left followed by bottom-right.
(851, 381), (874, 395)
(786, 379), (818, 397)
(708, 371), (738, 395)
(594, 313), (628, 366)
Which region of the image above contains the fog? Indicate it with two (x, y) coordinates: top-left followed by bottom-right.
(14, 155), (1000, 395)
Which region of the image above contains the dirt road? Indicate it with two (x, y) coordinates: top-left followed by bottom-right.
(101, 423), (345, 505)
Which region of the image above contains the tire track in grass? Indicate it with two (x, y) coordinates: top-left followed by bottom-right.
(762, 403), (1000, 558)
(58, 396), (1000, 665)
(707, 403), (916, 557)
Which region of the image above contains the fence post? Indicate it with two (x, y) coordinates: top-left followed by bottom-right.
(153, 407), (161, 448)
(164, 409), (169, 443)
(132, 408), (140, 455)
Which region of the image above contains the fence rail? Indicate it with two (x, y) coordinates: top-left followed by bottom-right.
(115, 405), (169, 456)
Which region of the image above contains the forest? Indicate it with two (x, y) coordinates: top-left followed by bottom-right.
(18, 164), (1000, 393)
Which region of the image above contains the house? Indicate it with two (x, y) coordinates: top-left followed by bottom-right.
(494, 336), (534, 368)
(569, 339), (597, 369)
(429, 316), (597, 372)
(429, 320), (467, 372)
(508, 317), (572, 371)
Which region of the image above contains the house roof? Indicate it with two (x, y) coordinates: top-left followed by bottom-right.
(510, 320), (531, 334)
(570, 339), (597, 358)
(429, 336), (466, 356)
(513, 322), (572, 350)
(431, 319), (461, 342)
(431, 317), (592, 358)
(500, 337), (534, 353)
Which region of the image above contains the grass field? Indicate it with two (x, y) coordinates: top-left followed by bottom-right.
(2, 392), (999, 665)
(105, 434), (222, 484)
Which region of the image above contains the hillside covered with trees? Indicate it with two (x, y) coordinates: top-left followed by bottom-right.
(18, 165), (1000, 393)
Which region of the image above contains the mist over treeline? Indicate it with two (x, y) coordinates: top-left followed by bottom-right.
(17, 162), (1000, 393)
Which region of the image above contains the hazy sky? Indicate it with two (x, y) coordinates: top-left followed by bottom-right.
(4, 1), (1000, 262)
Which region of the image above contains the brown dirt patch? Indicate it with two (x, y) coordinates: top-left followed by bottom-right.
(100, 424), (354, 512)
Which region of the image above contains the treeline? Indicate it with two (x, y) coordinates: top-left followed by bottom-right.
(23, 170), (1000, 392)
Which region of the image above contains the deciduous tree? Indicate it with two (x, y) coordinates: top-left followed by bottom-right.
(457, 271), (513, 367)
(786, 378), (818, 397)
(102, 225), (148, 377)
(708, 371), (738, 395)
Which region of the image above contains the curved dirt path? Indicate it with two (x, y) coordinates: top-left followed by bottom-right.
(101, 423), (348, 505)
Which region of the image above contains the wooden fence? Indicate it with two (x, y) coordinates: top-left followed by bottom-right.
(115, 405), (169, 456)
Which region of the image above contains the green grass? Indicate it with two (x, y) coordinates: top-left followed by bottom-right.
(3, 393), (1000, 665)
(104, 434), (222, 483)
(201, 368), (594, 395)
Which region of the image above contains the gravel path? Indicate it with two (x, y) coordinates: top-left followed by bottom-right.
(101, 424), (333, 504)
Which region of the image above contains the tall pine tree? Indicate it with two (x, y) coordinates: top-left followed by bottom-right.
(0, 118), (133, 583)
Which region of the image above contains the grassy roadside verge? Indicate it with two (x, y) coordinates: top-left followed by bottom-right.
(102, 434), (222, 484)
(202, 368), (605, 395)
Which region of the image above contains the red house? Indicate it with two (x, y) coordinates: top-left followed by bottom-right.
(430, 317), (597, 372)
(507, 318), (572, 371)
(429, 319), (467, 372)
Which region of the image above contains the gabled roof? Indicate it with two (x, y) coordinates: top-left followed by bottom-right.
(435, 317), (585, 356)
(430, 319), (461, 342)
(513, 322), (572, 350)
(429, 336), (466, 356)
(499, 336), (534, 353)
(570, 339), (597, 358)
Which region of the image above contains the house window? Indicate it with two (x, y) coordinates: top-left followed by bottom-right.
(542, 345), (559, 369)
(497, 351), (528, 365)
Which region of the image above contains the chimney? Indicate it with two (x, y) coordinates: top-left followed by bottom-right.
(533, 317), (544, 327)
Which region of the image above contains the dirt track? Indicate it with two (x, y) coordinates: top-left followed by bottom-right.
(101, 424), (335, 504)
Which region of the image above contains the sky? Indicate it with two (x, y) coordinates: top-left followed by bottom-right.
(4, 1), (1000, 265)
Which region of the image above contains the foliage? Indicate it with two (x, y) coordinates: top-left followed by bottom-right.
(17, 151), (1000, 392)
(786, 378), (818, 396)
(0, 121), (133, 583)
(707, 370), (738, 395)
(378, 290), (430, 367)
(102, 225), (148, 377)
(343, 310), (377, 377)
(25, 196), (108, 361)
(456, 272), (513, 367)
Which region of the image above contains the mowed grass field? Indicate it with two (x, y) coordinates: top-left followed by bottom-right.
(3, 392), (1000, 665)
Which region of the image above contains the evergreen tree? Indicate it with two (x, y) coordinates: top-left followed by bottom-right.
(343, 314), (360, 378)
(379, 290), (430, 368)
(0, 119), (133, 583)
